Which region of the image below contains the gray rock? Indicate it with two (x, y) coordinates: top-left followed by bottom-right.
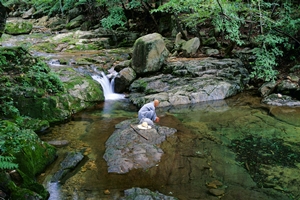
(181, 37), (200, 55)
(205, 48), (219, 56)
(131, 33), (169, 75)
(129, 58), (249, 107)
(47, 140), (69, 147)
(114, 60), (131, 72)
(22, 7), (35, 19)
(259, 81), (277, 97)
(262, 93), (300, 106)
(121, 187), (177, 200)
(51, 151), (84, 182)
(114, 67), (136, 93)
(103, 119), (177, 174)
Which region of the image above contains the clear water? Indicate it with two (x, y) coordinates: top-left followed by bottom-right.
(38, 92), (300, 200)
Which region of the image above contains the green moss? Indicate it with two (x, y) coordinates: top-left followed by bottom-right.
(10, 186), (44, 200)
(14, 96), (67, 121)
(14, 141), (57, 179)
(5, 21), (33, 35)
(17, 170), (49, 199)
(132, 79), (148, 92)
(1, 171), (49, 200)
(30, 42), (57, 53)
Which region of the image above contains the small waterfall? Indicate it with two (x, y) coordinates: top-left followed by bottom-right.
(91, 71), (125, 100)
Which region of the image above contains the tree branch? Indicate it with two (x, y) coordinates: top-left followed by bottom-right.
(216, 0), (224, 15)
(273, 28), (300, 45)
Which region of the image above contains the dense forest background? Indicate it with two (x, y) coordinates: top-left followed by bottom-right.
(1, 0), (300, 82)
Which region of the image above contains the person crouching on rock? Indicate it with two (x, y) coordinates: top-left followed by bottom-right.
(138, 100), (160, 126)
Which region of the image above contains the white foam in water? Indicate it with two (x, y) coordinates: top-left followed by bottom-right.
(91, 72), (125, 100)
(47, 182), (63, 200)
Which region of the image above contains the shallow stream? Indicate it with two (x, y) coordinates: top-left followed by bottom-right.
(38, 91), (300, 200)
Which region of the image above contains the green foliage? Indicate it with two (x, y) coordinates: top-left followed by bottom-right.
(153, 0), (300, 82)
(151, 0), (198, 14)
(61, 0), (81, 13)
(0, 120), (38, 154)
(0, 155), (18, 170)
(153, 0), (245, 45)
(26, 62), (64, 93)
(0, 49), (14, 67)
(250, 34), (286, 81)
(0, 47), (64, 119)
(101, 6), (126, 29)
(248, 1), (300, 81)
(212, 1), (245, 46)
(98, 0), (131, 29)
(127, 0), (141, 9)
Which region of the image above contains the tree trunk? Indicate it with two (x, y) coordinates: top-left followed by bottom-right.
(0, 2), (10, 38)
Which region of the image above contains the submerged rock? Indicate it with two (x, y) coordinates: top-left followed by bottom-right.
(51, 151), (84, 182)
(103, 119), (177, 174)
(121, 187), (177, 200)
(47, 140), (69, 147)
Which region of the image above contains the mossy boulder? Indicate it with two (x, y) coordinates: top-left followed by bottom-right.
(0, 120), (56, 200)
(131, 33), (169, 75)
(14, 140), (57, 179)
(5, 20), (33, 35)
(0, 171), (49, 200)
(0, 46), (104, 122)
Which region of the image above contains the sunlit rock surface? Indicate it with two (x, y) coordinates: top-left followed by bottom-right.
(130, 57), (249, 107)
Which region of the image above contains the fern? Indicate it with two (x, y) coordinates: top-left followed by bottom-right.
(0, 155), (18, 170)
(101, 6), (126, 29)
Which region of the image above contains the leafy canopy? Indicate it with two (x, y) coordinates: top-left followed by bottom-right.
(153, 0), (300, 81)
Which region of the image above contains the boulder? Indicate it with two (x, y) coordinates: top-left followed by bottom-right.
(114, 60), (131, 72)
(258, 81), (277, 97)
(262, 93), (300, 107)
(103, 119), (177, 174)
(181, 37), (200, 55)
(0, 121), (57, 199)
(259, 74), (300, 106)
(66, 15), (85, 30)
(22, 7), (35, 19)
(131, 33), (169, 75)
(114, 67), (136, 93)
(0, 47), (104, 122)
(5, 20), (33, 35)
(129, 57), (250, 107)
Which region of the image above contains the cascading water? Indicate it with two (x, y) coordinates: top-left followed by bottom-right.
(91, 71), (125, 100)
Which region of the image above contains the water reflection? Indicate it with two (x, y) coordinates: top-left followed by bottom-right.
(39, 92), (300, 200)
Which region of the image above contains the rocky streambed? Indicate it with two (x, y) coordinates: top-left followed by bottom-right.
(38, 93), (300, 200)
